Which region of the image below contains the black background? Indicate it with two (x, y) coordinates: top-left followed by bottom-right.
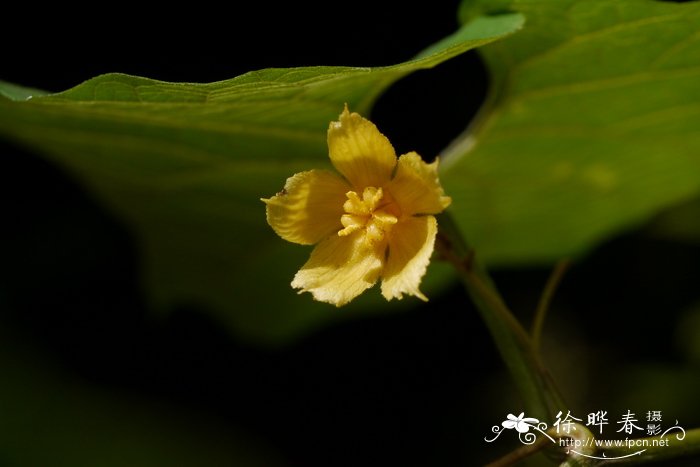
(2, 2), (700, 466)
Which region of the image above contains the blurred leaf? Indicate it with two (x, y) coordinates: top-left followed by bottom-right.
(650, 196), (700, 243)
(443, 0), (700, 265)
(0, 14), (523, 345)
(0, 331), (285, 467)
(0, 80), (49, 101)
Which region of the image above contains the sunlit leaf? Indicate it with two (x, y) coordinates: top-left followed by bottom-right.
(443, 0), (700, 264)
(0, 14), (524, 345)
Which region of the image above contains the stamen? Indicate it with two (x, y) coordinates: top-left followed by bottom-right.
(337, 186), (398, 243)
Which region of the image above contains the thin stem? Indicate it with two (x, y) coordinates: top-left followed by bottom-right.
(463, 265), (532, 349)
(435, 216), (700, 466)
(436, 211), (566, 421)
(532, 260), (570, 354)
(485, 436), (552, 467)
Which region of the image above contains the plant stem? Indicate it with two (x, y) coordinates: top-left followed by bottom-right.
(436, 211), (565, 422)
(532, 260), (570, 354)
(485, 435), (552, 467)
(436, 212), (700, 466)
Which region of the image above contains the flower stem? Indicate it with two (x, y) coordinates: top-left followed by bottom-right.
(436, 211), (566, 422)
(436, 213), (700, 466)
(484, 435), (552, 467)
(532, 259), (570, 354)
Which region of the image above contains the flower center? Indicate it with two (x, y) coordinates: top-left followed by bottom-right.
(337, 186), (399, 244)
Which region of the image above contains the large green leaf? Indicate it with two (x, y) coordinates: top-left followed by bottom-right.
(443, 0), (700, 264)
(0, 14), (523, 345)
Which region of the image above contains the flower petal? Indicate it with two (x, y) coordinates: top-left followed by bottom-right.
(380, 215), (437, 301)
(502, 420), (517, 429)
(292, 232), (384, 306)
(263, 169), (349, 245)
(327, 105), (397, 189)
(385, 152), (451, 216)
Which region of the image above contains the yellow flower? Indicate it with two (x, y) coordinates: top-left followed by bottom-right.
(262, 106), (451, 306)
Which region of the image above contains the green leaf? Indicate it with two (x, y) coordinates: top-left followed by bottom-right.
(0, 79), (49, 101)
(443, 0), (700, 264)
(0, 13), (523, 345)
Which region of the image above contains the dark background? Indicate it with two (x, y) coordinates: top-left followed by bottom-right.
(2, 2), (699, 466)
